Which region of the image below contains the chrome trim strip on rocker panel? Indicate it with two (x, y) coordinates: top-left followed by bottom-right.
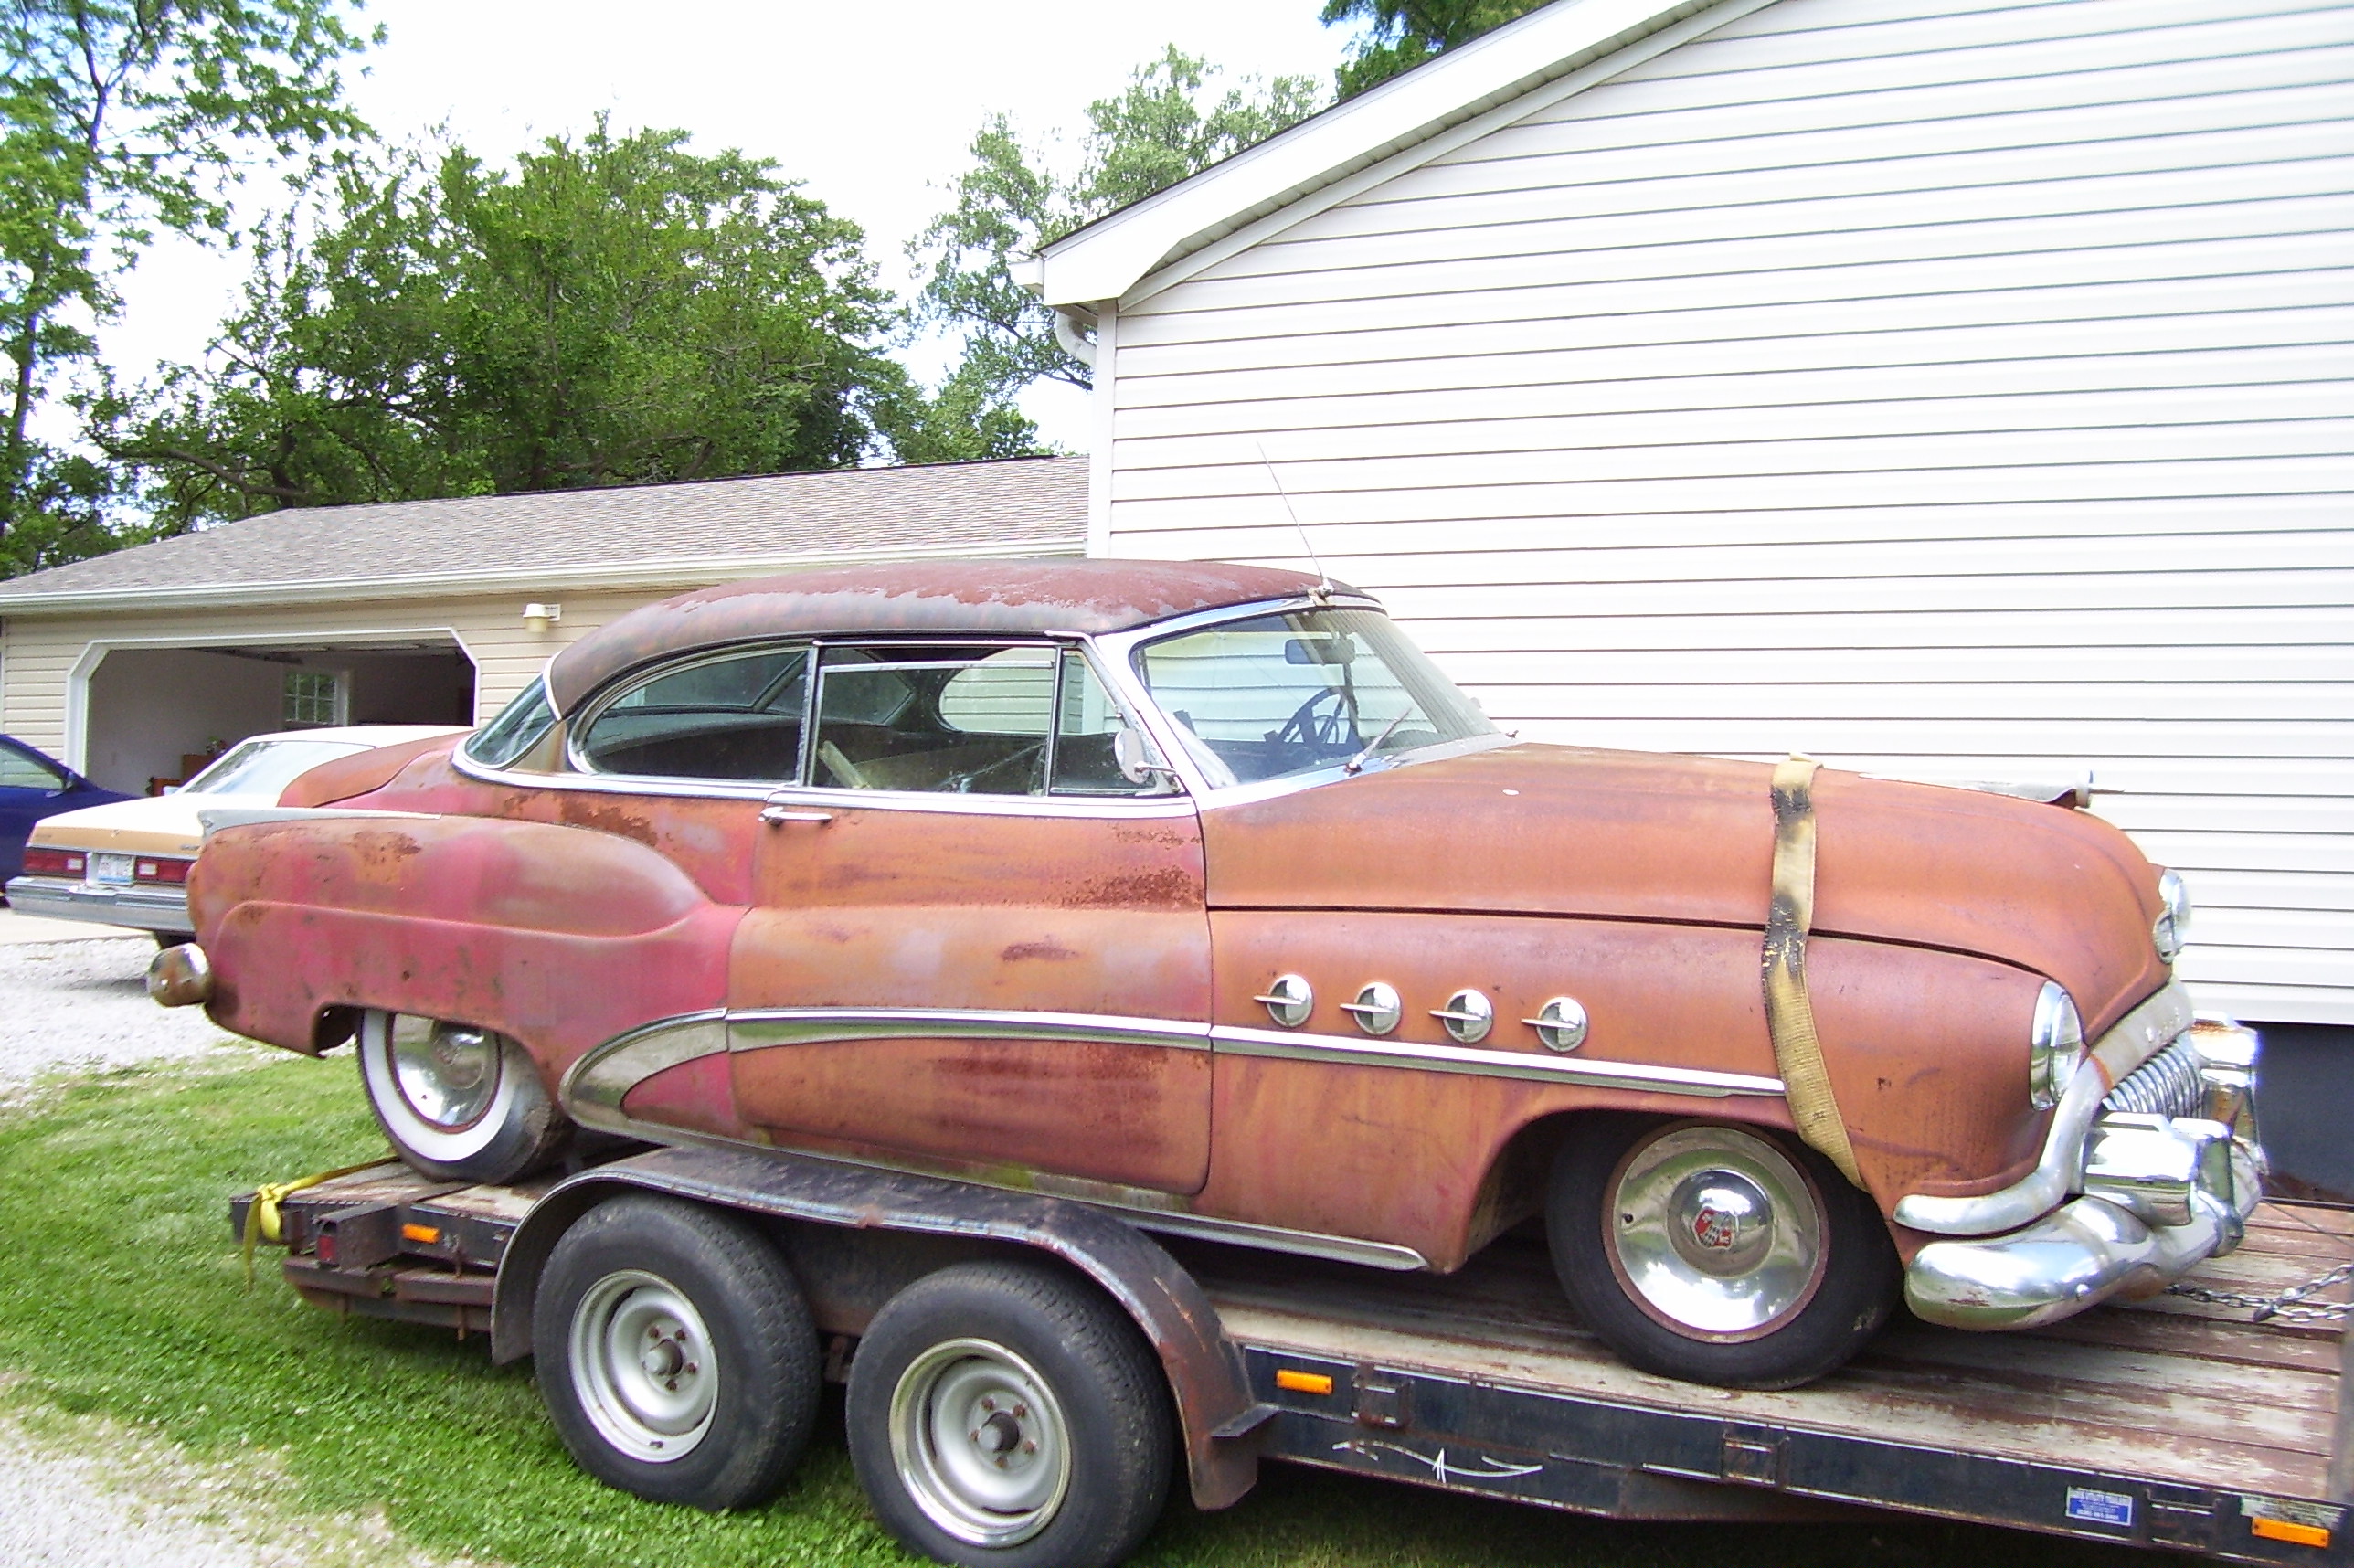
(726, 1007), (1214, 1053)
(1212, 1023), (1786, 1098)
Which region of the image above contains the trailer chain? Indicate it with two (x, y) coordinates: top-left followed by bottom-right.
(2168, 1258), (2354, 1324)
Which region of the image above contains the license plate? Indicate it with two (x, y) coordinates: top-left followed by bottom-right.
(88, 852), (133, 886)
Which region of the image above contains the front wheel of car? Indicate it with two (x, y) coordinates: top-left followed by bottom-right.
(1546, 1115), (1897, 1390)
(357, 1009), (570, 1182)
(846, 1260), (1173, 1568)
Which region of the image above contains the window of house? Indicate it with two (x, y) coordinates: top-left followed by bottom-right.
(282, 669), (343, 728)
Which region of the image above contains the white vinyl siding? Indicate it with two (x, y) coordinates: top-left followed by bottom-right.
(1101, 0), (2354, 1024)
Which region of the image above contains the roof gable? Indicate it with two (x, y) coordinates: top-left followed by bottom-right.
(1031, 0), (1762, 311)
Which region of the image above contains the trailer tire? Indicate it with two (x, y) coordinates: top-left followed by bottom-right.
(534, 1194), (819, 1510)
(846, 1260), (1172, 1568)
(1548, 1115), (1896, 1390)
(358, 1009), (570, 1183)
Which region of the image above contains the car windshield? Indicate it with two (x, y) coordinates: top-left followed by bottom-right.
(184, 737), (369, 797)
(1131, 608), (1494, 788)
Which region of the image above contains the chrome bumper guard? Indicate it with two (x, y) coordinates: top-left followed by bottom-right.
(1904, 1011), (2267, 1331)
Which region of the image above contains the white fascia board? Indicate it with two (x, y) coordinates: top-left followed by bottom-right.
(0, 536), (1087, 618)
(1033, 0), (1723, 308)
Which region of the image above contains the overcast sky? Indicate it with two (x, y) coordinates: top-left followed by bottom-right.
(104, 0), (1352, 455)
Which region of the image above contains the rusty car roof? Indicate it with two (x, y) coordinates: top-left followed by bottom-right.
(546, 557), (1348, 711)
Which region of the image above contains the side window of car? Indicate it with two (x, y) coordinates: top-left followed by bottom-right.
(811, 644), (1051, 796)
(577, 645), (810, 781)
(0, 744), (66, 791)
(1051, 651), (1163, 797)
(463, 678), (558, 770)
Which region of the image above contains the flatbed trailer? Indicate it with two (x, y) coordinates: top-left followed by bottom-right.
(237, 1149), (2353, 1566)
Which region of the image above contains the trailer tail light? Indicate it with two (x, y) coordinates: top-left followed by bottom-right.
(20, 848), (82, 876)
(1274, 1369), (1334, 1396)
(401, 1223), (440, 1245)
(134, 856), (193, 885)
(2252, 1518), (2330, 1549)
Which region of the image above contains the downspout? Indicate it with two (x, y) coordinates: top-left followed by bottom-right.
(1053, 309), (1097, 372)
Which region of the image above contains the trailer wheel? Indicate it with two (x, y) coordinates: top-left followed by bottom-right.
(846, 1260), (1172, 1568)
(358, 1009), (569, 1182)
(1548, 1116), (1896, 1389)
(534, 1194), (819, 1510)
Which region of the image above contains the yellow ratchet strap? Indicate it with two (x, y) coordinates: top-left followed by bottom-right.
(239, 1157), (392, 1286)
(1761, 755), (1864, 1189)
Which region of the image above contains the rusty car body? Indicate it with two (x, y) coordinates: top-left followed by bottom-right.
(160, 559), (2265, 1390)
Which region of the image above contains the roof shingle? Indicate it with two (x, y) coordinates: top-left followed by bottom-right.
(0, 457), (1087, 606)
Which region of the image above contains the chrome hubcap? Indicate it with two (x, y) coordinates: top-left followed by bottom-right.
(889, 1339), (1071, 1547)
(391, 1020), (499, 1129)
(1609, 1125), (1824, 1340)
(569, 1271), (716, 1462)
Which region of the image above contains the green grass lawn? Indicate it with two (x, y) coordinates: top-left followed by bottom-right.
(0, 1049), (2147, 1568)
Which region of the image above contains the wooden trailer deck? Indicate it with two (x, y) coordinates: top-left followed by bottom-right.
(243, 1165), (2350, 1564)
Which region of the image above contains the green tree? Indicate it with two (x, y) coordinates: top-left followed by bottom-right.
(99, 122), (1032, 527)
(1321, 0), (1555, 99)
(0, 0), (377, 576)
(913, 47), (1322, 399)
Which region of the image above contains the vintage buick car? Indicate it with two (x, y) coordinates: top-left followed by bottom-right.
(156, 560), (2264, 1390)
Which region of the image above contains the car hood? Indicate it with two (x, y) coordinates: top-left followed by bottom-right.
(1198, 743), (2168, 1035)
(26, 789), (272, 858)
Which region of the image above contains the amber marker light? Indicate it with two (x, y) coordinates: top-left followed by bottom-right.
(1273, 1369), (1334, 1396)
(2251, 1518), (2330, 1549)
(400, 1223), (441, 1245)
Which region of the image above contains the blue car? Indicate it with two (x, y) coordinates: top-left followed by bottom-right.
(0, 736), (130, 889)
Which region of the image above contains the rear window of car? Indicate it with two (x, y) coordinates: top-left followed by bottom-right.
(577, 646), (811, 781)
(463, 678), (559, 769)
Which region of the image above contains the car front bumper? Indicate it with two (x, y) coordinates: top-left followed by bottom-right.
(3, 874), (191, 935)
(1903, 1009), (2269, 1331)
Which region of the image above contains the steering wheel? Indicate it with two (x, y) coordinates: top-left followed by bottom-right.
(1269, 687), (1357, 754)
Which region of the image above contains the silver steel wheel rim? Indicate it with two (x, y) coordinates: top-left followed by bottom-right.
(888, 1338), (1073, 1548)
(568, 1269), (718, 1463)
(1607, 1125), (1825, 1341)
(392, 1021), (500, 1130)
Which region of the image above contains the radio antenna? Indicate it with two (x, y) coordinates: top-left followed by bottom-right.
(1257, 442), (1333, 604)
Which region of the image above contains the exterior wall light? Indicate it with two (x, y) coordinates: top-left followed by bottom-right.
(523, 602), (563, 631)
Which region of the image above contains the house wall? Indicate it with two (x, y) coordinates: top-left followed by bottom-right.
(1099, 0), (2354, 1023)
(0, 588), (663, 774)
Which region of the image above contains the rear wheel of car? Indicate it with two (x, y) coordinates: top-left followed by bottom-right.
(845, 1260), (1172, 1568)
(357, 1008), (570, 1182)
(1547, 1115), (1896, 1390)
(534, 1194), (820, 1509)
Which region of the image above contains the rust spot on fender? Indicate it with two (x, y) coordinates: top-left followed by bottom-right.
(1067, 867), (1194, 909)
(1001, 939), (1078, 963)
(348, 829), (424, 885)
(559, 798), (660, 848)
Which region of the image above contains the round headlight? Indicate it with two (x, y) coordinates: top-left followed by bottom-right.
(2153, 869), (2190, 963)
(2029, 981), (2084, 1111)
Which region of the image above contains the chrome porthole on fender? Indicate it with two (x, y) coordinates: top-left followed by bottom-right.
(1527, 995), (1589, 1053)
(1252, 974), (1314, 1029)
(1430, 988), (1493, 1045)
(1341, 981), (1402, 1036)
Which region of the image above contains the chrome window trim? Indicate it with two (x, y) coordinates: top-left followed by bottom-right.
(1084, 597), (1513, 810)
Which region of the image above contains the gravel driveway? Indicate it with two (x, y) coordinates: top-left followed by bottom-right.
(0, 935), (242, 1090)
(0, 932), (458, 1566)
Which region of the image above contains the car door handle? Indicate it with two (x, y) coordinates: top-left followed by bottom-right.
(759, 804), (833, 825)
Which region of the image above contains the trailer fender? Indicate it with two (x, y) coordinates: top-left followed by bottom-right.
(491, 1144), (1266, 1510)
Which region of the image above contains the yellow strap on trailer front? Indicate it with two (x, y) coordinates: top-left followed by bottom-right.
(1761, 755), (1864, 1189)
(239, 1157), (391, 1286)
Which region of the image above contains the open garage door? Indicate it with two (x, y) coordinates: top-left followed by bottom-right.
(81, 638), (476, 794)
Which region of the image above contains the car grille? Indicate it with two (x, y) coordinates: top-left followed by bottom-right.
(2102, 1035), (2205, 1120)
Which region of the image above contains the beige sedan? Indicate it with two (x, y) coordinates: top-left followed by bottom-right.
(6, 726), (462, 938)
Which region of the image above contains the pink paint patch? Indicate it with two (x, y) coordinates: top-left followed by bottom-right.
(620, 1051), (743, 1138)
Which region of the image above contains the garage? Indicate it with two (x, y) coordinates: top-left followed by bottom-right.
(80, 639), (476, 794)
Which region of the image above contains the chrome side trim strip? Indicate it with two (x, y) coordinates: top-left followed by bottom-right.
(727, 1007), (1214, 1053)
(1893, 981), (2196, 1237)
(559, 1010), (730, 1135)
(1212, 1023), (1785, 1098)
(1113, 1210), (1428, 1271)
